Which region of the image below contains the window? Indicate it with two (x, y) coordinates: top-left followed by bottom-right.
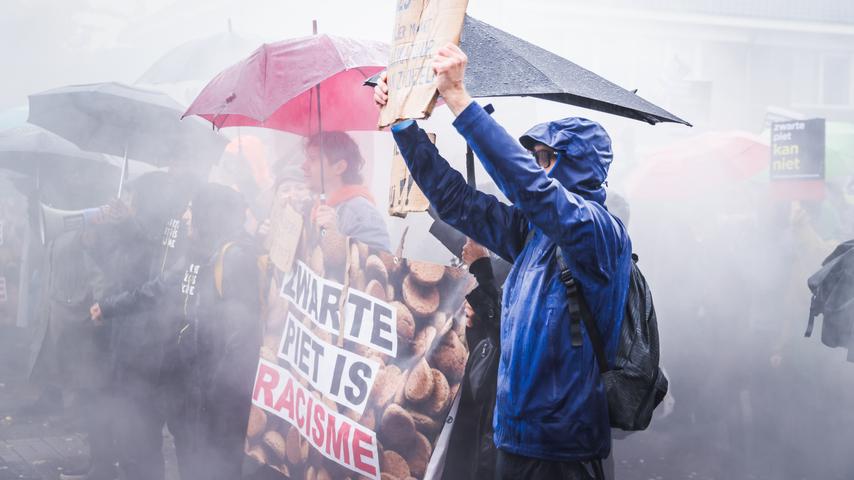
(791, 51), (819, 105)
(820, 54), (852, 106)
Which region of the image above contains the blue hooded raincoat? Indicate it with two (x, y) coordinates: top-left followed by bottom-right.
(392, 102), (632, 461)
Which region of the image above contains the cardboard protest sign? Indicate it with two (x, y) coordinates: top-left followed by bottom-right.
(267, 202), (304, 272)
(378, 0), (469, 128)
(388, 133), (434, 218)
(247, 216), (471, 480)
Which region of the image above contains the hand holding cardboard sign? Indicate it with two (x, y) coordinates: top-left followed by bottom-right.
(378, 0), (469, 127)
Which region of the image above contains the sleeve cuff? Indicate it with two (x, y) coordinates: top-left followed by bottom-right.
(451, 101), (485, 137)
(391, 119), (416, 133)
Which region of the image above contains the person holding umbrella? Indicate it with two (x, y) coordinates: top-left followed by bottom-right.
(183, 30), (394, 252)
(375, 44), (632, 479)
(302, 131), (391, 252)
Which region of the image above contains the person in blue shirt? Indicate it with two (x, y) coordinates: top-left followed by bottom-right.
(374, 44), (632, 479)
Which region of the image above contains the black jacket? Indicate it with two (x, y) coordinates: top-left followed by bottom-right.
(444, 256), (505, 480)
(100, 234), (262, 478)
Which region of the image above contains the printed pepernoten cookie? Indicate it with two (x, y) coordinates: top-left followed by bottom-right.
(286, 426), (309, 465)
(404, 358), (434, 403)
(410, 411), (441, 437)
(381, 450), (411, 479)
(262, 430), (286, 462)
(407, 260), (445, 287)
(420, 369), (450, 416)
(402, 274), (440, 317)
(247, 406), (267, 438)
(403, 432), (432, 478)
(392, 301), (416, 348)
(366, 279), (388, 301)
(410, 326), (437, 359)
(371, 364), (404, 408)
(431, 329), (467, 383)
(379, 403), (417, 450)
(320, 229), (348, 269)
(366, 254), (389, 285)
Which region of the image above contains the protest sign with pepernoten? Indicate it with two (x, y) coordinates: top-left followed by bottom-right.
(246, 215), (471, 479)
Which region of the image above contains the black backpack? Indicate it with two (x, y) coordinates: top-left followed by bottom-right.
(805, 239), (854, 362)
(556, 248), (668, 431)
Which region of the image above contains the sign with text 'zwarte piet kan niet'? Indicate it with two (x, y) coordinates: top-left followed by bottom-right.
(770, 118), (825, 181)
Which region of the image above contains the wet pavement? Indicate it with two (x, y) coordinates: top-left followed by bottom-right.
(3, 323), (852, 480)
(0, 326), (79, 480)
(0, 326), (178, 480)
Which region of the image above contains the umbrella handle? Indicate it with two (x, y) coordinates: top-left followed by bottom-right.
(316, 83), (326, 202)
(465, 104), (495, 187)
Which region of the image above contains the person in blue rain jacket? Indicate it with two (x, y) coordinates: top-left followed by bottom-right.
(375, 44), (632, 479)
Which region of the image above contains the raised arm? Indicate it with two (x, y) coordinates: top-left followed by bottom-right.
(97, 265), (183, 321)
(391, 120), (528, 263)
(434, 44), (627, 281)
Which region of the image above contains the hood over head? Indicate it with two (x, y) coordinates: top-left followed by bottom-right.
(520, 117), (613, 205)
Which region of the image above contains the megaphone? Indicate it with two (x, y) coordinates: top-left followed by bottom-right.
(39, 203), (108, 245)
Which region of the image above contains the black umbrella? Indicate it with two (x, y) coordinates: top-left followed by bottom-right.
(0, 125), (157, 205)
(367, 15), (690, 127)
(0, 125), (155, 177)
(27, 82), (228, 169)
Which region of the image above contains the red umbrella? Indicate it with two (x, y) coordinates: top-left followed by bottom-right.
(183, 33), (388, 136)
(626, 132), (770, 200)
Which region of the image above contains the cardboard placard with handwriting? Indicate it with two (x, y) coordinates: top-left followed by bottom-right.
(266, 201), (303, 273)
(389, 133), (435, 218)
(378, 0), (469, 128)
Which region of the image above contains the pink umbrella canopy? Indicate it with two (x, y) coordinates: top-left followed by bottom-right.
(183, 34), (388, 135)
(627, 132), (770, 200)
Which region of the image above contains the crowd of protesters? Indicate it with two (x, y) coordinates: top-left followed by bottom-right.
(10, 129), (392, 480)
(4, 41), (853, 480)
(11, 40), (638, 478)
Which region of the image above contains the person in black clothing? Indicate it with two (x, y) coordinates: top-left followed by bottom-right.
(443, 238), (508, 480)
(79, 173), (199, 480)
(177, 183), (262, 480)
(91, 183), (262, 480)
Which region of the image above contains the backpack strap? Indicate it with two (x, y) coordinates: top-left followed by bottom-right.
(525, 228), (609, 373)
(556, 247), (609, 374)
(214, 241), (236, 297)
